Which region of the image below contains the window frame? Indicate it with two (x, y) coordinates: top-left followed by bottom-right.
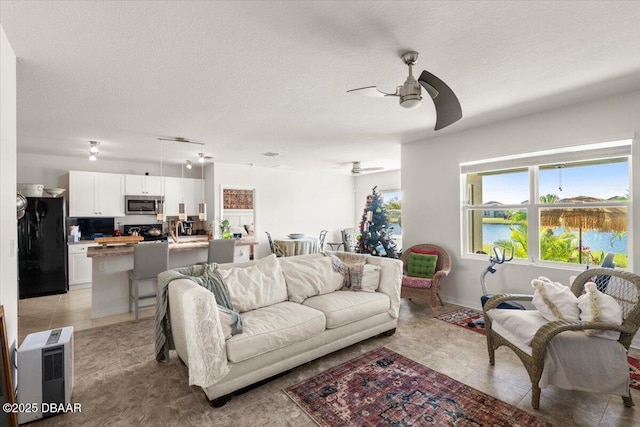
(460, 140), (633, 271)
(381, 188), (402, 250)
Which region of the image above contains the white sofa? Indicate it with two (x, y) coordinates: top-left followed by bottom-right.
(167, 253), (402, 406)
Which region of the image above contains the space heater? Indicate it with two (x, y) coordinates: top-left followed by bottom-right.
(17, 327), (74, 424)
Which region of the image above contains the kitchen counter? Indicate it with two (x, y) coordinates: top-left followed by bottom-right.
(87, 238), (257, 257)
(87, 238), (258, 318)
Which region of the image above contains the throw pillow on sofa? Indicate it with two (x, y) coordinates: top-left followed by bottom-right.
(279, 256), (344, 303)
(218, 254), (287, 313)
(333, 252), (372, 291)
(407, 252), (438, 279)
(358, 264), (382, 292)
(577, 281), (623, 340)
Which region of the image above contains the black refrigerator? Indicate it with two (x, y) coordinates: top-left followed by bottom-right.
(18, 197), (68, 299)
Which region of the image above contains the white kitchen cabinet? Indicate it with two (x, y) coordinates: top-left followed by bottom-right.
(68, 243), (99, 288)
(163, 177), (203, 217)
(70, 171), (125, 217)
(125, 174), (164, 196)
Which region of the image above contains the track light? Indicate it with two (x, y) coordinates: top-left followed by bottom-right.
(89, 141), (99, 160)
(186, 160), (192, 170)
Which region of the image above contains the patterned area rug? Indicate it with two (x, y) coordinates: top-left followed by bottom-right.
(436, 307), (486, 336)
(284, 347), (553, 427)
(437, 307), (640, 391)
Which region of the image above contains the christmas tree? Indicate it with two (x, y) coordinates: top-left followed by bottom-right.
(357, 186), (398, 258)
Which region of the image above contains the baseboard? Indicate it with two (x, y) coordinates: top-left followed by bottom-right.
(70, 282), (92, 291)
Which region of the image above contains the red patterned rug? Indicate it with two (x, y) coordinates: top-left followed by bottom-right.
(284, 347), (553, 427)
(437, 307), (640, 391)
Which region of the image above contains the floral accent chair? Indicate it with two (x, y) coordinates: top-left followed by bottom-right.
(399, 244), (452, 316)
(341, 228), (359, 253)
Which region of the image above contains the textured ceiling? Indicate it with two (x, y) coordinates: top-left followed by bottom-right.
(2, 1), (640, 173)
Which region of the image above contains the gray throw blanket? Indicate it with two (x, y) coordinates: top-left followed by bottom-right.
(155, 263), (242, 362)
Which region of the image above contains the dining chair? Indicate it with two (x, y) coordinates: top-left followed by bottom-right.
(265, 231), (282, 257)
(207, 239), (236, 264)
(127, 241), (169, 320)
(318, 230), (328, 252)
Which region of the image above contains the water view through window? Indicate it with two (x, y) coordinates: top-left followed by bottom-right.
(466, 157), (629, 267)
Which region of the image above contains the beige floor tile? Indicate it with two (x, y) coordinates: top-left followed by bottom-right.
(18, 291), (640, 427)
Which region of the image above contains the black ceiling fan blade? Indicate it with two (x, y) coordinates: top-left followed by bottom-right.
(418, 70), (462, 130)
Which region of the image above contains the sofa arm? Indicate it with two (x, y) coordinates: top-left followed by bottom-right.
(169, 279), (230, 388)
(365, 256), (403, 318)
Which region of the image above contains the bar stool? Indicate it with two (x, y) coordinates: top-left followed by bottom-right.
(127, 241), (169, 320)
(207, 239), (236, 264)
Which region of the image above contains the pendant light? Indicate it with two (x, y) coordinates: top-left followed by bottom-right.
(89, 140), (99, 161)
(178, 143), (187, 221)
(198, 158), (207, 221)
(157, 140), (166, 222)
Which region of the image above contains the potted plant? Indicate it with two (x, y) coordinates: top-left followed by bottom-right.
(219, 218), (232, 239)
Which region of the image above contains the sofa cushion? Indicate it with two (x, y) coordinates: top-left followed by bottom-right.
(279, 256), (344, 303)
(218, 254), (287, 313)
(225, 301), (326, 363)
(303, 291), (390, 328)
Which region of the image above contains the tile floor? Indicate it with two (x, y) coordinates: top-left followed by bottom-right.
(17, 288), (153, 345)
(26, 299), (640, 427)
(18, 292), (640, 426)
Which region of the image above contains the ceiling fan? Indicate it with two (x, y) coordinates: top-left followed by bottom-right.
(347, 51), (462, 131)
(351, 161), (383, 175)
(157, 136), (204, 146)
(198, 153), (214, 162)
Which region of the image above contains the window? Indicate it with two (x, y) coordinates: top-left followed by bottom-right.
(382, 189), (402, 251)
(461, 140), (632, 268)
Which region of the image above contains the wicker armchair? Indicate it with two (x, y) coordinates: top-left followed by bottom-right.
(484, 268), (640, 409)
(399, 244), (451, 316)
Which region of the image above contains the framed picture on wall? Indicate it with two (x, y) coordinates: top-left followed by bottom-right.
(223, 189), (254, 210)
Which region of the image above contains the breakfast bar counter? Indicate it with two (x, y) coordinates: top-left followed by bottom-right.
(87, 238), (257, 318)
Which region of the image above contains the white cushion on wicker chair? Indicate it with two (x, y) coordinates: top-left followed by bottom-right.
(488, 308), (629, 395)
(486, 309), (548, 347)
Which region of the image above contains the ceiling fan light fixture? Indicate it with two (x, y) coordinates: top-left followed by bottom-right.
(399, 78), (422, 109)
(399, 96), (422, 109)
(89, 140), (99, 160)
(89, 140), (99, 153)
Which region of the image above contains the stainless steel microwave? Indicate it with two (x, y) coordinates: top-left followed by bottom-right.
(125, 196), (159, 215)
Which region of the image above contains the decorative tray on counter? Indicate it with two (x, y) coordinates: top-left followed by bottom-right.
(94, 236), (144, 247)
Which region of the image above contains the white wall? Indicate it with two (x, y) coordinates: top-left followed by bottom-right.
(0, 25), (19, 358)
(403, 89), (640, 311)
(213, 163), (355, 258)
